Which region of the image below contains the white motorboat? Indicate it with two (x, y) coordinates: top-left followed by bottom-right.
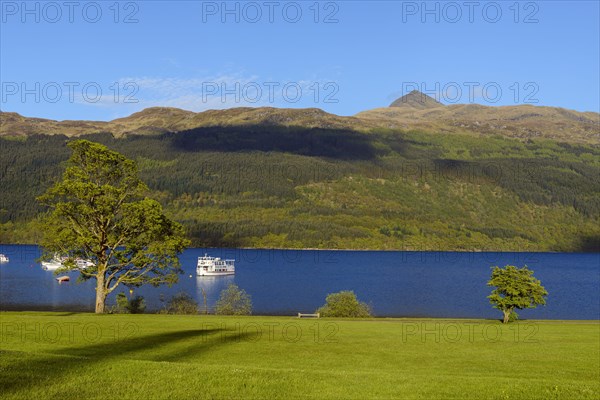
(41, 255), (94, 271)
(41, 258), (64, 271)
(197, 254), (235, 276)
(76, 258), (95, 269)
(0, 254), (9, 263)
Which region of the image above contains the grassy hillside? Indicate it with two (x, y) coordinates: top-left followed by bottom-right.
(1, 125), (598, 251)
(357, 103), (600, 144)
(1, 312), (598, 399)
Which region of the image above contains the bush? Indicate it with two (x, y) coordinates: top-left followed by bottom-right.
(162, 292), (199, 315)
(316, 290), (371, 318)
(215, 284), (252, 315)
(115, 292), (146, 314)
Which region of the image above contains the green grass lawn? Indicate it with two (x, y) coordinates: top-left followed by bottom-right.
(0, 312), (598, 399)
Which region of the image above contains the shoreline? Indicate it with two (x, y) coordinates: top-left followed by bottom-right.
(1, 310), (599, 322)
(0, 242), (596, 254)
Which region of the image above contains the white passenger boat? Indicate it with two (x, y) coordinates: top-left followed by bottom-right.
(0, 254), (9, 263)
(197, 254), (235, 276)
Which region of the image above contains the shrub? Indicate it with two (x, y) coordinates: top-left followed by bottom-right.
(162, 292), (199, 315)
(215, 284), (252, 315)
(316, 290), (371, 318)
(115, 292), (146, 314)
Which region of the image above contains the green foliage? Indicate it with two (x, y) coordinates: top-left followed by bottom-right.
(379, 225), (417, 238)
(215, 284), (252, 315)
(36, 140), (190, 313)
(115, 292), (146, 314)
(487, 265), (548, 323)
(1, 126), (599, 251)
(316, 290), (371, 318)
(161, 292), (199, 315)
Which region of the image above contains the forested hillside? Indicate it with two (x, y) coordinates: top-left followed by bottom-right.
(1, 123), (598, 251)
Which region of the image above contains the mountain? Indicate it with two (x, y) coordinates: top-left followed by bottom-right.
(2, 99), (598, 144)
(357, 103), (600, 145)
(0, 111), (108, 136)
(1, 99), (599, 251)
(0, 107), (373, 138)
(1, 107), (599, 251)
(389, 90), (445, 109)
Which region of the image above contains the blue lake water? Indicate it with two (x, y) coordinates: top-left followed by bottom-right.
(0, 244), (598, 319)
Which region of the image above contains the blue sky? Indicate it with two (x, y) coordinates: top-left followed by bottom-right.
(1, 1), (599, 121)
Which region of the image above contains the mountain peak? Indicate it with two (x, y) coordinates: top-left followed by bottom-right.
(389, 90), (444, 109)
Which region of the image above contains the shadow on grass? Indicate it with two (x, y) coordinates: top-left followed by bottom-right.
(0, 327), (257, 396)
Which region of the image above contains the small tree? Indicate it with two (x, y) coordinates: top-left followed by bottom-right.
(38, 140), (189, 313)
(116, 292), (146, 314)
(215, 284), (252, 315)
(316, 290), (371, 318)
(487, 265), (548, 323)
(162, 292), (199, 315)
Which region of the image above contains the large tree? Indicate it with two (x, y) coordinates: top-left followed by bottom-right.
(38, 140), (189, 313)
(487, 265), (548, 323)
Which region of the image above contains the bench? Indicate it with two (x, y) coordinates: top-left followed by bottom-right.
(297, 313), (320, 318)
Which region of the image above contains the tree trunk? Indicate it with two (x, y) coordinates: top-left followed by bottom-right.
(502, 309), (511, 324)
(95, 272), (107, 313)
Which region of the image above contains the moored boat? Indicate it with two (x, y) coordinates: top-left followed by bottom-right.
(76, 258), (95, 269)
(197, 254), (235, 276)
(0, 254), (9, 263)
(56, 276), (70, 283)
(41, 255), (94, 271)
(41, 258), (64, 271)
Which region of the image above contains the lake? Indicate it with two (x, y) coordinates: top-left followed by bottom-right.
(0, 244), (598, 319)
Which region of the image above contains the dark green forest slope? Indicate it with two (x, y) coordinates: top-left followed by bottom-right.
(1, 125), (599, 251)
